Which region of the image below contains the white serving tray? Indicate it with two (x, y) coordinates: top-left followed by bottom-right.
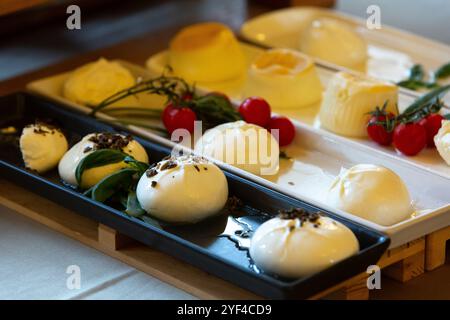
(27, 60), (450, 248)
(240, 6), (450, 101)
(146, 42), (450, 180)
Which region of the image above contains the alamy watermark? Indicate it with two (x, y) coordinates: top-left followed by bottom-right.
(169, 121), (280, 176)
(66, 5), (81, 30)
(366, 5), (382, 30)
(366, 265), (381, 289)
(66, 265), (81, 290)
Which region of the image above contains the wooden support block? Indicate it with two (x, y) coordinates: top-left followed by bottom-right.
(98, 223), (135, 251)
(378, 237), (425, 268)
(425, 226), (450, 271)
(344, 277), (369, 300)
(383, 251), (425, 282)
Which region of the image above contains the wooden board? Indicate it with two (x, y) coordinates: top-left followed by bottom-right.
(425, 226), (450, 271)
(0, 0), (49, 16)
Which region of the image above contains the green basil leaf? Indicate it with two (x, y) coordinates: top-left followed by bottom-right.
(91, 168), (136, 203)
(125, 191), (146, 217)
(402, 85), (450, 115)
(444, 114), (450, 120)
(124, 156), (149, 176)
(75, 149), (128, 186)
(140, 215), (162, 229)
(193, 93), (242, 128)
(397, 80), (438, 91)
(409, 64), (425, 81)
(434, 62), (450, 79)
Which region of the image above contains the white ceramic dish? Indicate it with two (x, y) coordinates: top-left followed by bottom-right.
(27, 60), (449, 248)
(145, 43), (450, 180)
(239, 6), (450, 94)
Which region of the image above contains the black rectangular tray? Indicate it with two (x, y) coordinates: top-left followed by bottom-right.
(0, 92), (389, 299)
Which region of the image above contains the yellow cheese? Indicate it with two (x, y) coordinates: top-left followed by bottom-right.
(169, 22), (246, 83)
(319, 72), (398, 137)
(244, 48), (322, 109)
(64, 58), (136, 106)
(300, 18), (368, 72)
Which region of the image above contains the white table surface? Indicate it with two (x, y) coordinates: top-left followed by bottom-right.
(0, 205), (194, 300)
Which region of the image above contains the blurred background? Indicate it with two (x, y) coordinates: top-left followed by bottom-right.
(1, 0), (449, 81)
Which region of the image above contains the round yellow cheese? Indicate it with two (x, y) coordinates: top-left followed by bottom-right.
(169, 22), (246, 83)
(244, 48), (322, 109)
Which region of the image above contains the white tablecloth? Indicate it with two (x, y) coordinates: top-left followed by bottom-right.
(0, 205), (195, 300)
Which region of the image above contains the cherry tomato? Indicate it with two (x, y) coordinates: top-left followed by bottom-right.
(181, 92), (193, 101)
(266, 116), (296, 146)
(162, 104), (197, 134)
(393, 122), (427, 156)
(162, 103), (175, 129)
(367, 113), (395, 146)
(239, 97), (271, 127)
(418, 113), (445, 147)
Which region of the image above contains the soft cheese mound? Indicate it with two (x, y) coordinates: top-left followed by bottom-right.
(300, 17), (368, 72)
(169, 22), (246, 83)
(20, 123), (68, 173)
(434, 120), (450, 166)
(58, 133), (148, 188)
(245, 48), (322, 109)
(319, 72), (398, 137)
(250, 209), (359, 278)
(136, 155), (228, 223)
(194, 121), (279, 176)
(64, 58), (135, 106)
(326, 164), (412, 226)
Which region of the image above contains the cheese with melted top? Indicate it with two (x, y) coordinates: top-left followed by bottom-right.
(169, 22), (246, 83)
(245, 48), (322, 109)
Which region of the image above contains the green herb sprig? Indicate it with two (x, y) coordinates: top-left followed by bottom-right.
(90, 72), (242, 131)
(90, 74), (191, 116)
(78, 149), (161, 228)
(397, 62), (450, 91)
(368, 85), (450, 130)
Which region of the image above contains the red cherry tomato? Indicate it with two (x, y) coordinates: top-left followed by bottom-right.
(162, 103), (175, 129)
(162, 104), (197, 134)
(393, 122), (427, 156)
(239, 97), (271, 127)
(181, 92), (193, 101)
(266, 116), (296, 146)
(367, 113), (395, 146)
(418, 113), (445, 147)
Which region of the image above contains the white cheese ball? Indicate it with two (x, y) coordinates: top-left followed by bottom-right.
(250, 212), (359, 278)
(326, 164), (412, 226)
(136, 155), (228, 223)
(20, 124), (68, 173)
(434, 120), (450, 166)
(194, 121), (279, 176)
(58, 133), (148, 188)
(300, 18), (367, 72)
